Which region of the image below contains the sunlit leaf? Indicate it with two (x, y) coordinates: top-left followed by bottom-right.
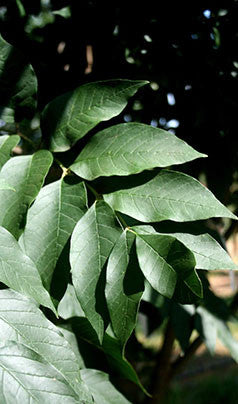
(71, 123), (206, 180)
(104, 169), (237, 222)
(0, 150), (53, 238)
(20, 177), (87, 289)
(42, 80), (148, 152)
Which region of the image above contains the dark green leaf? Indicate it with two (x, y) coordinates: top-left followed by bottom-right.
(0, 34), (37, 118)
(20, 177), (87, 289)
(0, 150), (53, 238)
(70, 123), (206, 180)
(135, 231), (197, 298)
(70, 201), (122, 342)
(0, 135), (19, 169)
(42, 80), (148, 152)
(104, 169), (237, 222)
(106, 230), (144, 347)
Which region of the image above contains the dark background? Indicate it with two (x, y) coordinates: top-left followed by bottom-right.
(1, 0), (238, 208)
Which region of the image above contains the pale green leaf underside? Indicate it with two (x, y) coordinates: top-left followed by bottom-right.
(169, 232), (237, 270)
(104, 169), (237, 223)
(70, 201), (122, 342)
(0, 34), (37, 113)
(106, 230), (143, 347)
(81, 369), (132, 404)
(0, 150), (53, 238)
(20, 178), (87, 289)
(0, 135), (20, 169)
(0, 341), (80, 404)
(71, 123), (206, 180)
(58, 284), (85, 320)
(0, 289), (93, 403)
(0, 226), (56, 314)
(43, 79), (148, 152)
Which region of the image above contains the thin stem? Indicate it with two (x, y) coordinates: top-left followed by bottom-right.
(86, 182), (102, 200)
(170, 336), (203, 377)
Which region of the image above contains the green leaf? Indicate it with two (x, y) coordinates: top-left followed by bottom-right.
(0, 226), (56, 314)
(81, 369), (132, 404)
(71, 318), (148, 395)
(106, 230), (144, 347)
(20, 177), (87, 289)
(0, 135), (19, 168)
(0, 341), (80, 403)
(58, 284), (85, 319)
(168, 232), (237, 270)
(42, 80), (148, 152)
(0, 150), (53, 238)
(0, 34), (37, 117)
(70, 201), (122, 343)
(0, 178), (15, 191)
(135, 231), (197, 298)
(0, 289), (93, 403)
(104, 169), (237, 222)
(53, 7), (71, 18)
(70, 123), (206, 180)
(195, 307), (217, 354)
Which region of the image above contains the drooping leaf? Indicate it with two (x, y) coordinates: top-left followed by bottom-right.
(71, 318), (148, 395)
(70, 201), (122, 343)
(0, 34), (37, 119)
(135, 231), (197, 298)
(0, 226), (56, 314)
(42, 80), (148, 152)
(0, 341), (80, 404)
(81, 369), (132, 404)
(0, 150), (53, 238)
(20, 177), (87, 289)
(104, 169), (237, 222)
(0, 289), (93, 402)
(0, 134), (19, 168)
(70, 123), (206, 180)
(168, 232), (237, 270)
(106, 230), (144, 347)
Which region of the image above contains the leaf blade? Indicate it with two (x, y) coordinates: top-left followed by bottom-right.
(104, 169), (237, 222)
(20, 177), (87, 289)
(42, 80), (148, 152)
(0, 289), (93, 403)
(70, 123), (206, 180)
(0, 150), (53, 238)
(70, 201), (122, 342)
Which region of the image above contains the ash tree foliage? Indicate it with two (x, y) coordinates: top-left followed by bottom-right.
(1, 33), (238, 404)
